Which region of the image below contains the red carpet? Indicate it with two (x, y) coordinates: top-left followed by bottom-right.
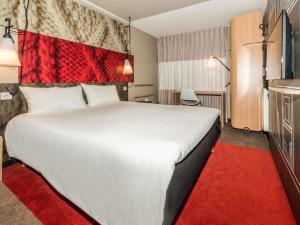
(3, 142), (296, 225)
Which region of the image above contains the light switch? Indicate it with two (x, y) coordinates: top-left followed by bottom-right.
(0, 92), (13, 100)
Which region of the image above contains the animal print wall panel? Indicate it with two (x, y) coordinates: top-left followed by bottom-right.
(0, 0), (127, 52)
(19, 31), (134, 83)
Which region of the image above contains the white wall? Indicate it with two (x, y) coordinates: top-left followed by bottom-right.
(130, 27), (158, 102)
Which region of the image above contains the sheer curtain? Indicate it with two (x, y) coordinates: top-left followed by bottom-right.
(157, 27), (230, 117)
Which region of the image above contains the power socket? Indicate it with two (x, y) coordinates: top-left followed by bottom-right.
(0, 92), (13, 100)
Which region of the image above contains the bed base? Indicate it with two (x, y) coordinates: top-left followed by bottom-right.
(163, 117), (221, 225)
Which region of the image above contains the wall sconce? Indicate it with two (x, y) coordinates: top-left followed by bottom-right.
(0, 0), (30, 85)
(123, 16), (133, 75)
(0, 18), (21, 67)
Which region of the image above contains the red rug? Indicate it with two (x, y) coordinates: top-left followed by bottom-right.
(3, 142), (296, 225)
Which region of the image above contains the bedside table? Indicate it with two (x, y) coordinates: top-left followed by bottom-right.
(0, 136), (2, 181)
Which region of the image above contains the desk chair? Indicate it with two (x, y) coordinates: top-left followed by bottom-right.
(180, 89), (202, 106)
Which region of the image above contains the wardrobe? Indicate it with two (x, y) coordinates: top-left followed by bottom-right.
(230, 12), (263, 131)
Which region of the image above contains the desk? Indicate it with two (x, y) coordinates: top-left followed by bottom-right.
(175, 91), (226, 127)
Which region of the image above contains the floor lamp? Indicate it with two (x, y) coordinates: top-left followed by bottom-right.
(207, 56), (231, 87)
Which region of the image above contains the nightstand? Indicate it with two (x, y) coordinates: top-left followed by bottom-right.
(0, 136), (2, 181)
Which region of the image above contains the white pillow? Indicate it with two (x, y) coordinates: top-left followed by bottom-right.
(81, 84), (120, 107)
(20, 86), (87, 114)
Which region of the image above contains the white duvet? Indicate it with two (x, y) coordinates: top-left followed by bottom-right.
(5, 102), (219, 225)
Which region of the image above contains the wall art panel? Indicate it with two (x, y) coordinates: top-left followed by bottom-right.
(0, 0), (127, 52)
(19, 31), (134, 83)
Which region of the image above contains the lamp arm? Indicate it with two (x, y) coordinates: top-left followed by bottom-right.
(19, 0), (30, 84)
(213, 56), (231, 72)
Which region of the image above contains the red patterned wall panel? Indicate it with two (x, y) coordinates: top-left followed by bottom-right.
(18, 31), (134, 83)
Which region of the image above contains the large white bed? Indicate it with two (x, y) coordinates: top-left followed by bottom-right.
(5, 102), (219, 225)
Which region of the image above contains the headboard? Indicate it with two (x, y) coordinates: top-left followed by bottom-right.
(19, 31), (134, 83)
(0, 83), (128, 161)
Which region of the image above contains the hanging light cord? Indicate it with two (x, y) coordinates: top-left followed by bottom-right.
(125, 16), (134, 89)
(125, 16), (131, 56)
(19, 0), (30, 84)
(128, 16), (131, 54)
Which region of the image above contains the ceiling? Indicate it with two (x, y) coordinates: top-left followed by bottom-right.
(83, 0), (268, 38)
(88, 0), (210, 20)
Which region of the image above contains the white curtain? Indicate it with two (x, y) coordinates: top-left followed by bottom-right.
(157, 27), (230, 118)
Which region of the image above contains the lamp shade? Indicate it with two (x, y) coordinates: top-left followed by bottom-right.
(207, 56), (216, 68)
(0, 37), (21, 67)
(123, 58), (133, 75)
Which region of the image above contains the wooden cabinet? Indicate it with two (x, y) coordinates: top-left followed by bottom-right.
(266, 1), (300, 223)
(230, 12), (263, 131)
(269, 89), (297, 177)
(269, 87), (300, 224)
(275, 92), (283, 148)
(282, 94), (294, 170)
(293, 94), (300, 188)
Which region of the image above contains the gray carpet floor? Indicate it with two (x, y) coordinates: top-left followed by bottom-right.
(220, 124), (269, 150)
(0, 182), (41, 225)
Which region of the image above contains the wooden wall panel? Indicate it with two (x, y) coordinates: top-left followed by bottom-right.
(231, 12), (263, 131)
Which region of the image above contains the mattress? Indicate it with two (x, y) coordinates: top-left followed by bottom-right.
(5, 102), (220, 225)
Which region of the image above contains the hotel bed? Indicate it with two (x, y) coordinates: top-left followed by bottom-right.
(5, 101), (220, 225)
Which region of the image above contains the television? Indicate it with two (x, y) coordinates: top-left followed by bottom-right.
(267, 10), (293, 80)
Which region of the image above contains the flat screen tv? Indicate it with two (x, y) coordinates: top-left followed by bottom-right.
(267, 10), (293, 80)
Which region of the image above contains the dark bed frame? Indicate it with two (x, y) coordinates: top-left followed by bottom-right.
(164, 117), (221, 225)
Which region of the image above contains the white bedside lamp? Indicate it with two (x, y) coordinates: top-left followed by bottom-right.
(0, 36), (21, 67)
(0, 18), (21, 67)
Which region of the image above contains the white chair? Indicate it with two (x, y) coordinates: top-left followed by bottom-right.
(180, 89), (202, 106)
